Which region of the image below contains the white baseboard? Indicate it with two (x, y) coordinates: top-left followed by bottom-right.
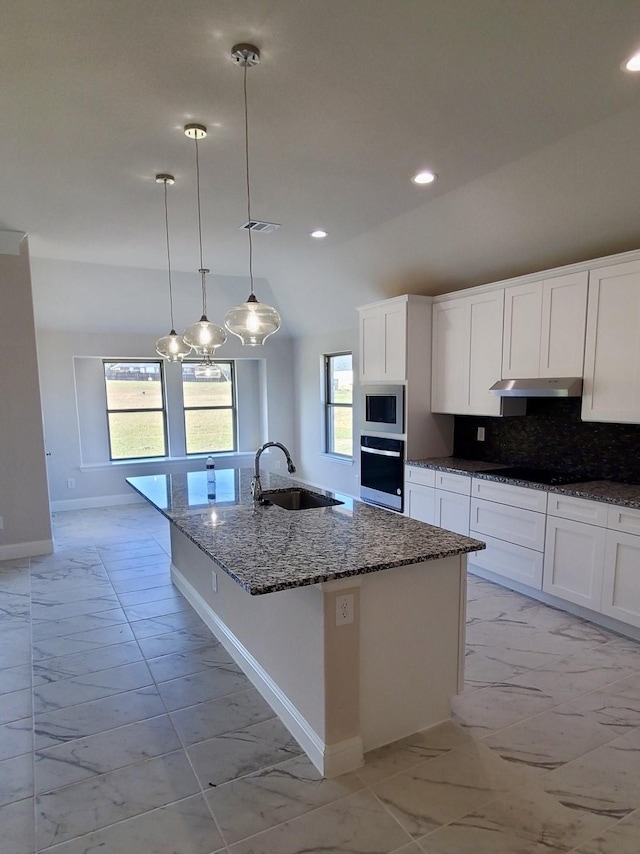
(0, 539), (53, 560)
(171, 565), (363, 777)
(51, 493), (144, 512)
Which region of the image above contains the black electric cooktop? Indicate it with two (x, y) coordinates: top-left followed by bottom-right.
(482, 467), (582, 486)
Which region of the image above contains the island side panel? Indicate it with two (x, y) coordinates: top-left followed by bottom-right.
(358, 554), (465, 752)
(169, 525), (327, 745)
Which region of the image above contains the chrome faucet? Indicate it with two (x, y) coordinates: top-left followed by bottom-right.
(252, 442), (296, 503)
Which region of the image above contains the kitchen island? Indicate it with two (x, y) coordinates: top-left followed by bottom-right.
(127, 469), (484, 776)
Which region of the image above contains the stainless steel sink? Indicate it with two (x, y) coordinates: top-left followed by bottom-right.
(262, 489), (343, 510)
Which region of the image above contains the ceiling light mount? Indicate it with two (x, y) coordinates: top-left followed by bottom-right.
(231, 43), (260, 67)
(184, 124), (207, 140)
(155, 173), (175, 185)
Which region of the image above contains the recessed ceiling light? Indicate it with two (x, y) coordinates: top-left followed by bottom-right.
(623, 48), (640, 71)
(310, 229), (328, 239)
(411, 170), (437, 185)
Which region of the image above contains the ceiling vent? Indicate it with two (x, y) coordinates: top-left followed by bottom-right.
(240, 220), (281, 234)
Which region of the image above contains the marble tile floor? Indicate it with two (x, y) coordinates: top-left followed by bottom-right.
(1, 504), (640, 853)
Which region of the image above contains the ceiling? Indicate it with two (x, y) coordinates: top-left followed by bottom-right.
(4, 0), (640, 336)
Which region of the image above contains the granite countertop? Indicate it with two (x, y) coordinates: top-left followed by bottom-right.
(407, 457), (640, 509)
(126, 469), (485, 596)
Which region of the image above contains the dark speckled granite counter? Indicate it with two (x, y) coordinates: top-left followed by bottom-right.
(127, 469), (485, 595)
(407, 457), (640, 510)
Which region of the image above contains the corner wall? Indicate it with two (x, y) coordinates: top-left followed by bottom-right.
(0, 234), (52, 556)
(292, 328), (360, 497)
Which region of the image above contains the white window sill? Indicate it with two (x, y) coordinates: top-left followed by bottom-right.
(319, 453), (354, 466)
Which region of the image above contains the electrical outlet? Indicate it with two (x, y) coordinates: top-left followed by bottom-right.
(476, 427), (486, 442)
(67, 478), (76, 489)
(211, 570), (218, 593)
(335, 593), (354, 626)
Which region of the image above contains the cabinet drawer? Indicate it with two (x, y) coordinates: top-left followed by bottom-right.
(607, 505), (640, 536)
(434, 471), (471, 495)
(405, 466), (436, 488)
(547, 493), (608, 527)
(471, 478), (547, 513)
(470, 498), (546, 551)
(468, 532), (544, 589)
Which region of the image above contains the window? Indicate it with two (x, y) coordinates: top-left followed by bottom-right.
(182, 361), (237, 454)
(103, 361), (167, 460)
(325, 353), (353, 457)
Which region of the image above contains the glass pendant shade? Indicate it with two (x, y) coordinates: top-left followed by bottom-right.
(183, 315), (227, 355)
(225, 294), (281, 346)
(155, 329), (192, 362)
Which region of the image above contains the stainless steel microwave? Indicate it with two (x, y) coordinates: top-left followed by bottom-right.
(361, 384), (405, 435)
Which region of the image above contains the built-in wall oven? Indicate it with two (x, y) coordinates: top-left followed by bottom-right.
(360, 435), (405, 512)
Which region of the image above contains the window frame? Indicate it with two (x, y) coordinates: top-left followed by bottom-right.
(103, 359), (168, 461)
(181, 360), (238, 455)
(324, 352), (354, 459)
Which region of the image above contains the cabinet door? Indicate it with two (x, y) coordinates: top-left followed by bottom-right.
(468, 290), (504, 415)
(382, 302), (407, 381)
(539, 272), (588, 378)
(360, 308), (384, 382)
(431, 299), (469, 414)
(543, 516), (606, 610)
(435, 490), (470, 536)
(601, 530), (640, 628)
(405, 483), (436, 524)
(582, 261), (640, 423)
(502, 282), (543, 378)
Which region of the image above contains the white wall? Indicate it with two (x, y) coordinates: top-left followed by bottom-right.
(293, 328), (360, 497)
(36, 329), (296, 508)
(0, 235), (52, 556)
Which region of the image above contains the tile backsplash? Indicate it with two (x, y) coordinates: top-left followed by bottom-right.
(453, 398), (640, 483)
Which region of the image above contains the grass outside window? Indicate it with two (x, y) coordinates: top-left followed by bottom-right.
(182, 361), (237, 454)
(103, 361), (167, 460)
(325, 353), (353, 458)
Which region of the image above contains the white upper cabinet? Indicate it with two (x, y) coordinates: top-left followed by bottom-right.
(359, 297), (407, 382)
(502, 272), (588, 379)
(432, 290), (504, 416)
(582, 260), (640, 423)
(431, 297), (468, 414)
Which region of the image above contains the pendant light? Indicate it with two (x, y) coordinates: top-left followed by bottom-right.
(182, 123), (227, 358)
(155, 174), (192, 362)
(225, 44), (281, 346)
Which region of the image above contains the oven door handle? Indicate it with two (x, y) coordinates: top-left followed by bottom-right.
(360, 446), (402, 458)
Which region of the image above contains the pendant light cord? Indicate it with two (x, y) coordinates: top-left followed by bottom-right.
(163, 179), (176, 331)
(194, 134), (208, 317)
(243, 62), (255, 297)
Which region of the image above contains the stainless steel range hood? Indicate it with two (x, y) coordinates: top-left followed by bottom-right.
(489, 377), (583, 398)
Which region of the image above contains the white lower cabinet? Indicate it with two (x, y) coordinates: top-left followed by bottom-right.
(543, 516), (606, 610)
(468, 479), (546, 590)
(601, 528), (640, 629)
(468, 532), (544, 588)
(405, 483), (436, 525)
(436, 489), (470, 536)
(405, 467), (469, 534)
(408, 466), (640, 634)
